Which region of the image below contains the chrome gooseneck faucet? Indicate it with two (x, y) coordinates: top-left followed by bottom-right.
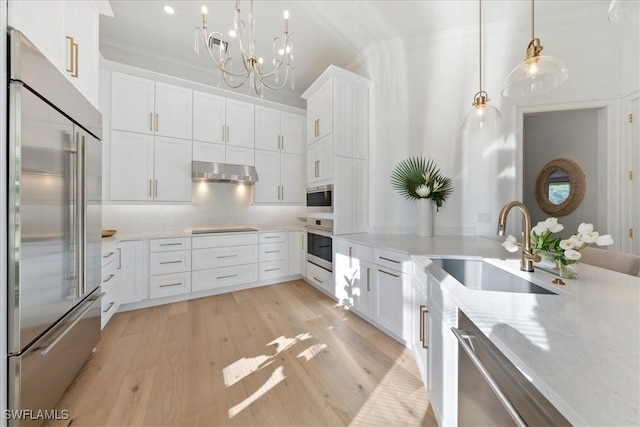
(497, 201), (541, 272)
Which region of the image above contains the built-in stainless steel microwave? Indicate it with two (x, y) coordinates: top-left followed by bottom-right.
(306, 184), (333, 212)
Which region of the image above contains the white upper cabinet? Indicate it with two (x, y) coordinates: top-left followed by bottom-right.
(111, 73), (155, 135)
(111, 72), (192, 140)
(255, 106), (281, 152)
(110, 131), (192, 202)
(155, 83), (193, 139)
(280, 153), (304, 203)
(154, 137), (192, 202)
(306, 79), (333, 143)
(307, 134), (333, 186)
(255, 106), (304, 155)
(193, 91), (226, 144)
(8, 0), (107, 107)
(254, 150), (304, 204)
(110, 131), (155, 201)
(226, 99), (255, 148)
(334, 80), (369, 159)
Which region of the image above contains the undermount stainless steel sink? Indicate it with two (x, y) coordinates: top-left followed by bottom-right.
(430, 258), (557, 295)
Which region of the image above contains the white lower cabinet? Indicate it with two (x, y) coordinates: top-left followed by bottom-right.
(150, 271), (191, 299)
(117, 240), (147, 304)
(306, 260), (334, 294)
(412, 276), (428, 386)
(334, 238), (373, 317)
(373, 266), (407, 339)
(192, 232), (259, 291)
(288, 230), (305, 276)
(258, 232), (289, 280)
(101, 239), (119, 328)
(149, 238), (191, 300)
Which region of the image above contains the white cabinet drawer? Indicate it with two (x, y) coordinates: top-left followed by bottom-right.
(335, 239), (372, 264)
(192, 233), (258, 249)
(192, 264), (258, 292)
(101, 240), (117, 267)
(150, 272), (191, 299)
(259, 260), (289, 281)
(101, 260), (117, 293)
(192, 245), (259, 270)
(259, 231), (287, 244)
(101, 284), (119, 329)
(306, 261), (334, 294)
(259, 242), (287, 262)
(150, 237), (191, 252)
(149, 250), (192, 275)
(373, 248), (411, 273)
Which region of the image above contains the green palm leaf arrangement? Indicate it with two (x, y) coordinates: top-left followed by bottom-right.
(390, 156), (454, 211)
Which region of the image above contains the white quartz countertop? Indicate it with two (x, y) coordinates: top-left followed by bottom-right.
(105, 225), (306, 242)
(338, 233), (639, 425)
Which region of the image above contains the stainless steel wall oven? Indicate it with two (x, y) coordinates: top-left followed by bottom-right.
(306, 218), (333, 272)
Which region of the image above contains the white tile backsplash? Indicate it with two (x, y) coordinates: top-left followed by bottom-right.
(102, 182), (306, 233)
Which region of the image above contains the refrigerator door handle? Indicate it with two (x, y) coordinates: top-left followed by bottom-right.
(68, 132), (78, 282)
(38, 293), (105, 357)
(78, 133), (87, 297)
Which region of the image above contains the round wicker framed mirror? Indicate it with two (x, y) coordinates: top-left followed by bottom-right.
(535, 158), (586, 216)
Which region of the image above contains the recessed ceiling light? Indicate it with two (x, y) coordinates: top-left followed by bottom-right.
(164, 5), (175, 15)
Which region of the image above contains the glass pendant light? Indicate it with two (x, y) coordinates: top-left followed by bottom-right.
(462, 0), (502, 131)
(502, 0), (568, 98)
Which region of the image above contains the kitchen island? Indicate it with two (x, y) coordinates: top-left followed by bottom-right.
(335, 233), (640, 426)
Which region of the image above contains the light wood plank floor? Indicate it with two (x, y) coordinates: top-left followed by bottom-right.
(46, 280), (438, 426)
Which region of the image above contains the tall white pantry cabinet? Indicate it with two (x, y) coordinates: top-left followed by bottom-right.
(302, 65), (370, 235)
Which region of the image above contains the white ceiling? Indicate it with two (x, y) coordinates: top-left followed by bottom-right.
(100, 0), (611, 106)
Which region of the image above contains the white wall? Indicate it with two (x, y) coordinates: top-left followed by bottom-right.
(523, 109), (600, 235)
(350, 2), (636, 241)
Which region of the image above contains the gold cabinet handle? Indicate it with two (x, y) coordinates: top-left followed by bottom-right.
(419, 305), (429, 348)
(66, 36), (74, 73)
(222, 125), (226, 141)
(102, 302), (115, 313)
(217, 274), (238, 280)
(159, 260), (183, 265)
(103, 274), (115, 283)
(155, 113), (159, 132)
(366, 267), (371, 291)
(226, 125), (230, 142)
(379, 256), (401, 264)
(149, 179), (153, 197)
(348, 247), (353, 268)
(313, 276), (323, 284)
(281, 135), (284, 150)
(265, 268), (281, 272)
(281, 186), (284, 200)
(117, 248), (122, 269)
(65, 36), (78, 77)
(154, 179), (158, 197)
(317, 119), (320, 136)
(150, 113), (154, 131)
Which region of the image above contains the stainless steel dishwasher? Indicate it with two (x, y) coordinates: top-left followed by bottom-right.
(452, 311), (571, 427)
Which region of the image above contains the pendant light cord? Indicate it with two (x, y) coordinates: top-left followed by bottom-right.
(531, 0), (535, 41)
(479, 0), (483, 93)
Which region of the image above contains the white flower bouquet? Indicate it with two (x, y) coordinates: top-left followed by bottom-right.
(502, 217), (614, 278)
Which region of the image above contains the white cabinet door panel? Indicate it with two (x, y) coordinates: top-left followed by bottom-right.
(280, 112), (304, 155)
(353, 158), (368, 233)
(117, 240), (147, 304)
(111, 72), (155, 135)
(226, 99), (254, 148)
(149, 272), (191, 299)
(64, 0), (99, 106)
(259, 260), (289, 281)
(254, 150), (280, 203)
(154, 137), (192, 202)
(110, 131), (154, 201)
(154, 82), (193, 139)
(280, 153), (304, 203)
(259, 242), (287, 262)
(192, 233), (258, 249)
(334, 156), (353, 235)
(288, 231), (304, 276)
(192, 264), (258, 292)
(373, 267), (404, 338)
(226, 146), (254, 166)
(192, 245), (259, 270)
(255, 106), (281, 152)
(193, 91), (225, 144)
(193, 141), (225, 163)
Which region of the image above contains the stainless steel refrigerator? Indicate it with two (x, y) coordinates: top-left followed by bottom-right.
(7, 29), (103, 425)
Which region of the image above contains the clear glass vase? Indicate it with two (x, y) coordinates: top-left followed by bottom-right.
(554, 259), (578, 280)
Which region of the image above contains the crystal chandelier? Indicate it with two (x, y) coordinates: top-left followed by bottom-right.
(195, 1), (294, 96)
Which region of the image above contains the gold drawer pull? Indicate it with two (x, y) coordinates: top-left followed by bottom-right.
(102, 252), (115, 259)
(265, 268), (281, 272)
(379, 256), (401, 264)
(313, 276), (323, 283)
(102, 302), (115, 313)
(159, 260), (182, 265)
(217, 274), (238, 279)
(159, 243), (183, 246)
(378, 269), (399, 278)
(159, 282), (183, 288)
(103, 274), (115, 283)
(216, 255), (238, 259)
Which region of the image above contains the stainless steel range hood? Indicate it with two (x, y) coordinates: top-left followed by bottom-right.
(192, 161), (259, 183)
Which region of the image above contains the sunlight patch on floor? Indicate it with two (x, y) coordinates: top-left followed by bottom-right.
(223, 355), (273, 387)
(350, 360), (430, 425)
(297, 343), (327, 362)
(228, 366), (286, 418)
